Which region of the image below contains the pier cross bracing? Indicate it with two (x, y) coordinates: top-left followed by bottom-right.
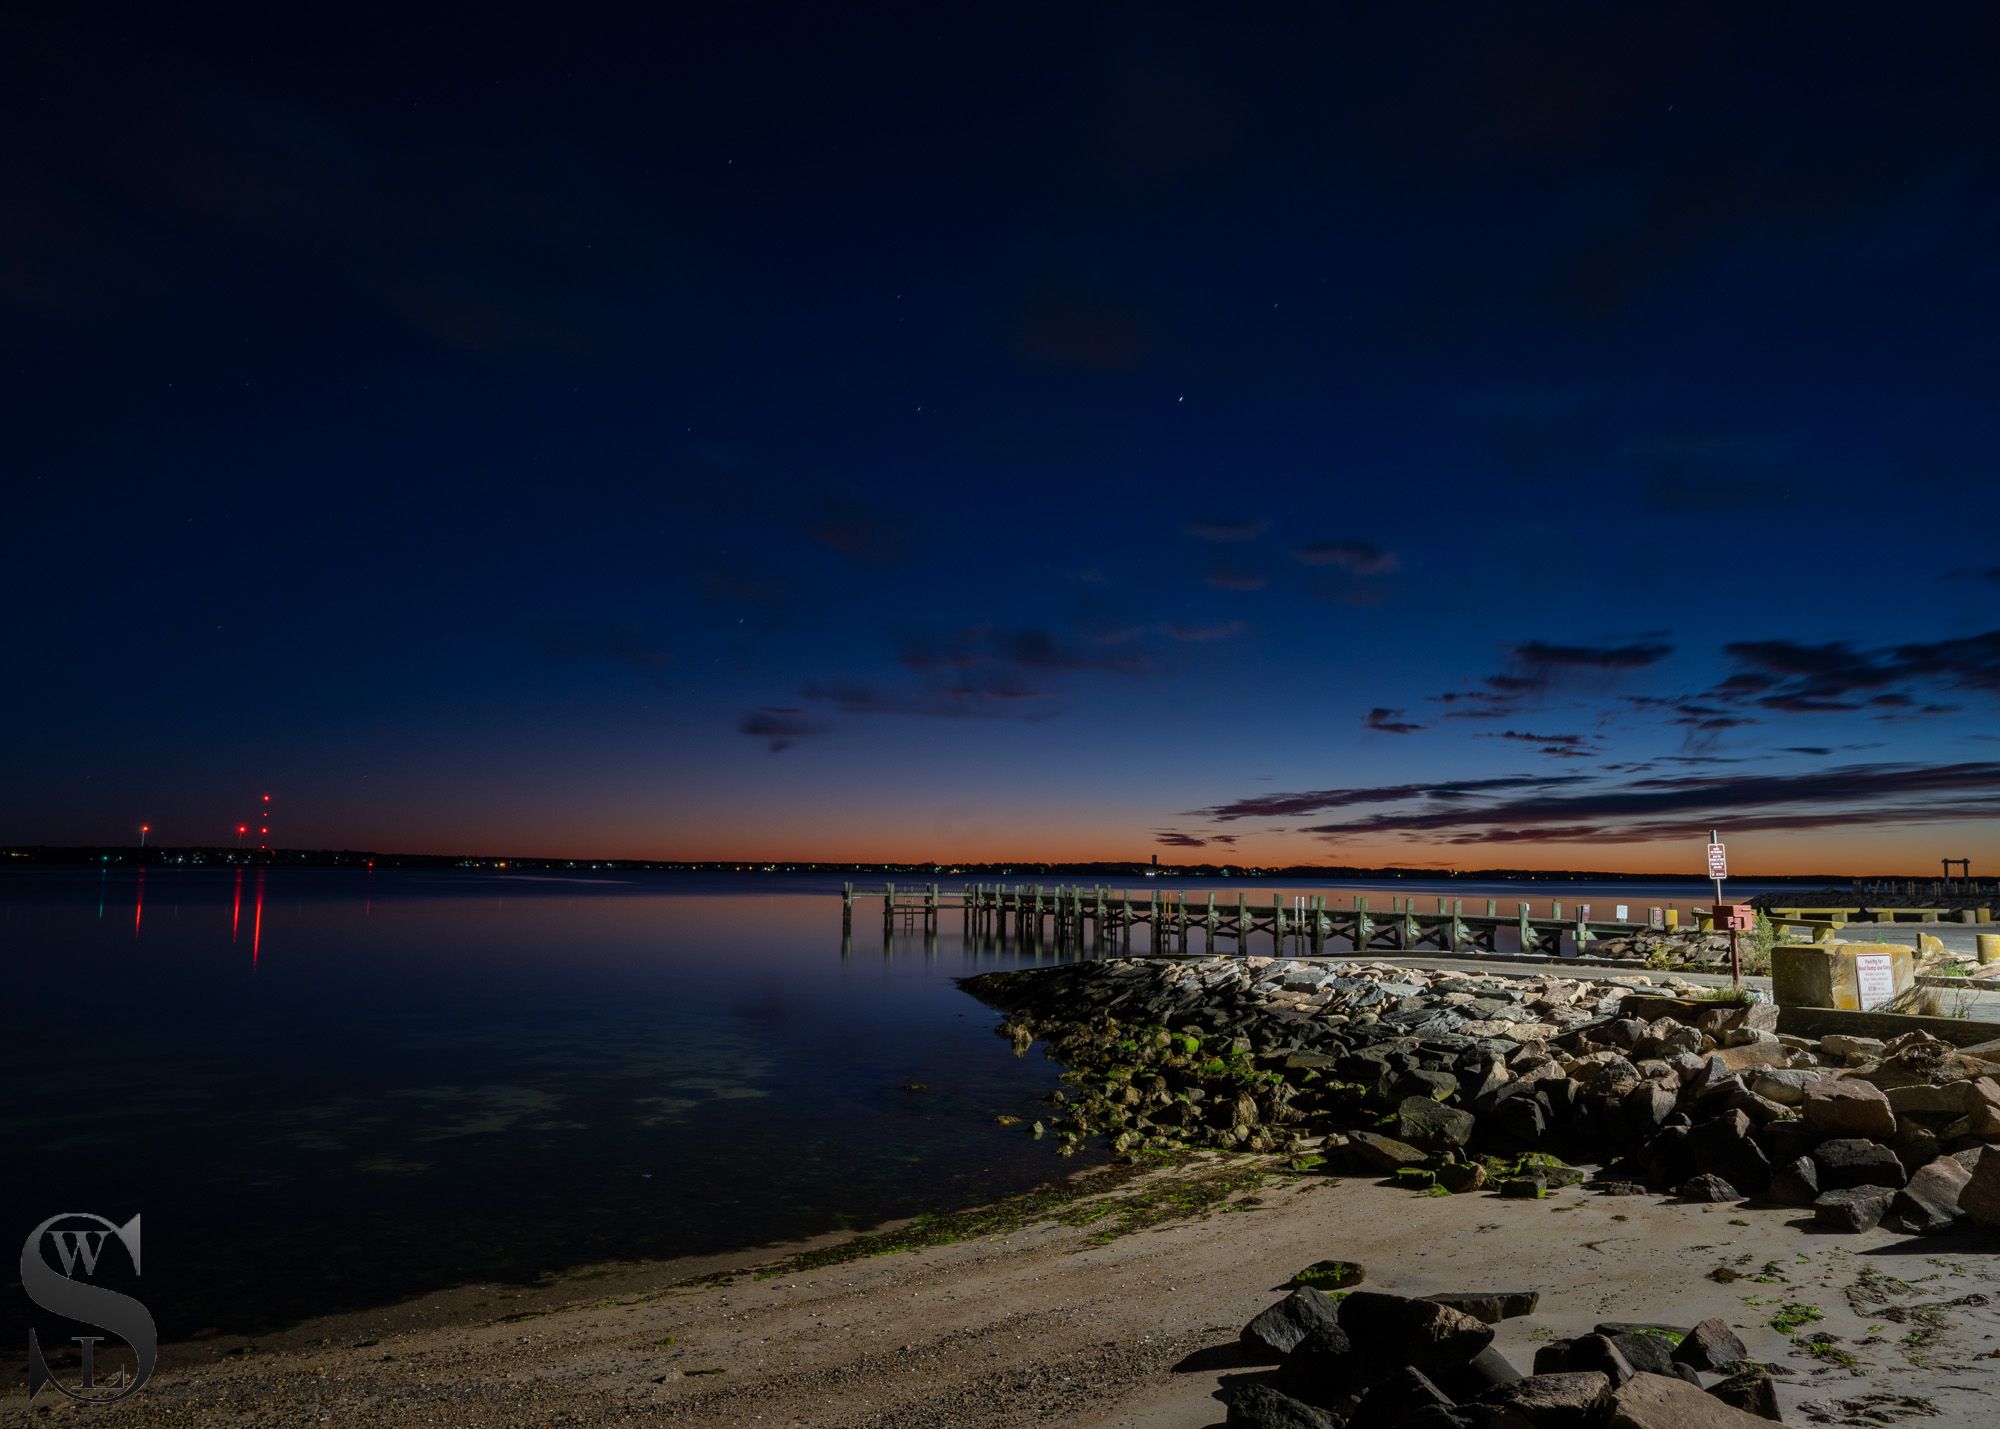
(841, 883), (1664, 958)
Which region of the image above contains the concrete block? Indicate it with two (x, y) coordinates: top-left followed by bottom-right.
(1771, 943), (1913, 1012)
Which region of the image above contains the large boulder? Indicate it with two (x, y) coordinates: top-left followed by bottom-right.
(1707, 1365), (1781, 1421)
(1336, 1291), (1495, 1379)
(1349, 1131), (1431, 1173)
(1962, 1144), (2000, 1228)
(1679, 1173), (1740, 1203)
(1600, 1332), (1688, 1382)
(1687, 1110), (1772, 1193)
(1605, 1371), (1788, 1427)
(1748, 1068), (1824, 1106)
(1889, 1156), (1972, 1235)
(1812, 1137), (1907, 1190)
(1472, 1370), (1610, 1427)
(1396, 1096), (1476, 1149)
(1277, 1326), (1367, 1407)
(1346, 1367), (1456, 1429)
(1820, 1033), (1887, 1064)
(1533, 1334), (1635, 1387)
(1673, 1317), (1748, 1372)
(1766, 1154), (1819, 1206)
(1225, 1382), (1342, 1429)
(1436, 1344), (1523, 1401)
(1623, 1083), (1678, 1137)
(1965, 1077), (2000, 1139)
(1885, 1082), (1969, 1117)
(1802, 1078), (1896, 1139)
(1813, 1185), (1895, 1231)
(1424, 1291), (1539, 1324)
(1243, 1287), (1344, 1360)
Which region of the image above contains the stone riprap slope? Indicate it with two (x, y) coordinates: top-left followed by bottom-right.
(963, 957), (2000, 1237)
(1228, 1278), (1785, 1428)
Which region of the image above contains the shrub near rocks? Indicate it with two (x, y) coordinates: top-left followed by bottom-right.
(964, 959), (2000, 1241)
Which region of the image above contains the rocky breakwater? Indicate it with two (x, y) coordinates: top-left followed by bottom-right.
(962, 956), (2000, 1234)
(1227, 1276), (1781, 1427)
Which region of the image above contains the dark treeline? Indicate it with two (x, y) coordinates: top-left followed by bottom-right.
(1, 845), (1866, 883)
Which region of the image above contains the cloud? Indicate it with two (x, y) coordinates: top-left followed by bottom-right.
(806, 489), (914, 567)
(1202, 555), (1268, 591)
(897, 625), (1153, 678)
(1154, 830), (1208, 848)
(739, 708), (828, 753)
(1512, 639), (1675, 671)
(1944, 567), (2000, 585)
(1158, 619), (1245, 643)
(1293, 540), (1400, 575)
(1366, 707), (1424, 734)
(1625, 431), (1798, 513)
(1183, 519), (1266, 542)
(1490, 730), (1592, 757)
(1192, 773), (1586, 823)
(801, 678), (1056, 721)
(1296, 760), (2000, 845)
(1432, 637), (1676, 715)
(1429, 690), (1514, 720)
(1718, 630), (2000, 712)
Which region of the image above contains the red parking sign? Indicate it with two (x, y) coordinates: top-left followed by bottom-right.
(1707, 842), (1727, 880)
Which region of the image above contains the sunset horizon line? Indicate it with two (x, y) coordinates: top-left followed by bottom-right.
(6, 840), (1971, 882)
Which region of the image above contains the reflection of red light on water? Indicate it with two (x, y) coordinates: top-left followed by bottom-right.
(133, 870), (145, 939)
(251, 870), (266, 966)
(231, 867), (243, 942)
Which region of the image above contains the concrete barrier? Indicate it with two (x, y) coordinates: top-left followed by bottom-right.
(1775, 1003), (2000, 1049)
(1771, 941), (1914, 1013)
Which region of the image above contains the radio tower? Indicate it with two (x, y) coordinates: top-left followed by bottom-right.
(259, 792), (272, 852)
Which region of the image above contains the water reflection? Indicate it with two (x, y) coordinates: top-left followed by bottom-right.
(1, 868), (1091, 1344)
(251, 868), (265, 966)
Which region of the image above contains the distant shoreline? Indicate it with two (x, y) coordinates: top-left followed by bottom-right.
(0, 844), (1896, 882)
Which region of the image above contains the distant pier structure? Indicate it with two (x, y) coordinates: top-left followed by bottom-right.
(839, 882), (1663, 958)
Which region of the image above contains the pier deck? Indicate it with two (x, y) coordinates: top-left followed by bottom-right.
(841, 882), (1678, 958)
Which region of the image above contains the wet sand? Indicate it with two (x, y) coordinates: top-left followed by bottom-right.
(11, 1157), (1998, 1427)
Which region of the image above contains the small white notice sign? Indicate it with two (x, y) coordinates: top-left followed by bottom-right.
(1615, 904), (1629, 921)
(1854, 954), (1897, 1012)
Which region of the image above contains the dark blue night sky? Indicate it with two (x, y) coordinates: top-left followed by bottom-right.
(6, 4), (1998, 869)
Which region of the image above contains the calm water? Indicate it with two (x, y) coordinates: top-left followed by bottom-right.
(2, 867), (1097, 1342)
(2, 865), (1794, 1342)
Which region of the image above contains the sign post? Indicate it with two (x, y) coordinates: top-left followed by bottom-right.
(1708, 828), (1740, 989)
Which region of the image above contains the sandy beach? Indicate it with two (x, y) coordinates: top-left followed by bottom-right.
(11, 1154), (1998, 1427)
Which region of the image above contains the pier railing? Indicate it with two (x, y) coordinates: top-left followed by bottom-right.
(840, 882), (1671, 958)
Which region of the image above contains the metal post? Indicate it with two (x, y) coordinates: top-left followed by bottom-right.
(1712, 826), (1740, 990)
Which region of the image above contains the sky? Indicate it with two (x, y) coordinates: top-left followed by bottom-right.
(5, 4), (1999, 873)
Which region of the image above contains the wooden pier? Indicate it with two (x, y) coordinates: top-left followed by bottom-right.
(841, 882), (1666, 958)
